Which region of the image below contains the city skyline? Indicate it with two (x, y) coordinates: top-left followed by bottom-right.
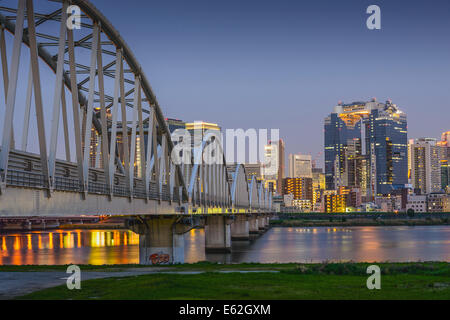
(0, 1), (450, 304)
(86, 0), (450, 168)
(1, 1), (449, 170)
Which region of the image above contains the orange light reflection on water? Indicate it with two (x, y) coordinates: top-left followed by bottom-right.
(59, 231), (63, 248)
(0, 230), (140, 265)
(77, 231), (81, 248)
(13, 237), (20, 251)
(27, 234), (32, 250)
(49, 233), (53, 249)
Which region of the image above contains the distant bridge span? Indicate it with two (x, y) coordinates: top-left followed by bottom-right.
(0, 0), (272, 217)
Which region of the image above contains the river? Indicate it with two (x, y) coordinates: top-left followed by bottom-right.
(1, 225), (449, 265)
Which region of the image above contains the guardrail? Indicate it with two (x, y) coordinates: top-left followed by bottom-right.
(6, 169), (48, 189)
(6, 169), (173, 201)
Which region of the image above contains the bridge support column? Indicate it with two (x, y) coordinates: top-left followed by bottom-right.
(248, 216), (260, 236)
(24, 220), (32, 231)
(127, 217), (187, 265)
(230, 215), (249, 241)
(205, 215), (232, 253)
(258, 216), (268, 231)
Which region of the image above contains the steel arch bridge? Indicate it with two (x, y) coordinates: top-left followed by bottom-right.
(0, 0), (272, 217)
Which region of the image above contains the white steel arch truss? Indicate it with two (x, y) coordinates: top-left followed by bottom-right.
(187, 132), (232, 212)
(0, 0), (272, 214)
(0, 0), (187, 204)
(248, 175), (260, 211)
(230, 164), (250, 210)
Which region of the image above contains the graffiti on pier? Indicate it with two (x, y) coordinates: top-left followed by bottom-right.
(150, 252), (170, 264)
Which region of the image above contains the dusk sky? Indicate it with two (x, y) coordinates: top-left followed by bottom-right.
(3, 0), (450, 169)
(88, 0), (450, 168)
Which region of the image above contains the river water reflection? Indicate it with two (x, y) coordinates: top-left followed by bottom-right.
(1, 226), (450, 265)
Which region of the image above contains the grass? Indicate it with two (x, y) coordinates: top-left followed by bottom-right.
(3, 261), (450, 273)
(13, 262), (450, 300)
(0, 262), (300, 272)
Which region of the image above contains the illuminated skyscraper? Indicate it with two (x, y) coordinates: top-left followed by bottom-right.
(81, 111), (100, 169)
(185, 121), (221, 147)
(262, 139), (285, 194)
(437, 131), (450, 191)
(408, 138), (442, 194)
(282, 177), (313, 200)
(341, 138), (370, 198)
(324, 99), (407, 195)
(312, 167), (326, 206)
(165, 118), (186, 134)
(282, 177), (313, 211)
(440, 131), (450, 146)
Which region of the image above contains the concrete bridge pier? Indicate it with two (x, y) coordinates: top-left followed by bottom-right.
(258, 216), (268, 232)
(230, 215), (250, 241)
(205, 215), (232, 253)
(265, 216), (271, 229)
(248, 216), (260, 237)
(127, 217), (189, 265)
(24, 220), (32, 230)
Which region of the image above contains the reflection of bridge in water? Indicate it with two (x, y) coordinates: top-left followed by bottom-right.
(0, 0), (273, 263)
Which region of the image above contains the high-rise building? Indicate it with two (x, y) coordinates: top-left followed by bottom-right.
(165, 118), (186, 134)
(113, 121), (150, 178)
(82, 111), (100, 168)
(282, 177), (313, 201)
(282, 177), (313, 211)
(324, 99), (408, 195)
(262, 139), (285, 194)
(341, 138), (370, 198)
(442, 163), (450, 192)
(262, 143), (277, 192)
(312, 167), (325, 206)
(440, 131), (450, 146)
(408, 138), (442, 194)
(323, 191), (346, 213)
(288, 154), (312, 178)
(185, 121), (221, 147)
(338, 186), (361, 209)
(278, 140), (285, 194)
(437, 131), (450, 191)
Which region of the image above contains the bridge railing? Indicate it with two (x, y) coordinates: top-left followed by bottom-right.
(88, 181), (108, 194)
(55, 176), (82, 192)
(6, 169), (47, 189)
(5, 168), (175, 201)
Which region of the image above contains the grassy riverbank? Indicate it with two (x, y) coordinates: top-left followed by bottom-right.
(13, 262), (450, 300)
(270, 213), (450, 227)
(270, 218), (450, 227)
